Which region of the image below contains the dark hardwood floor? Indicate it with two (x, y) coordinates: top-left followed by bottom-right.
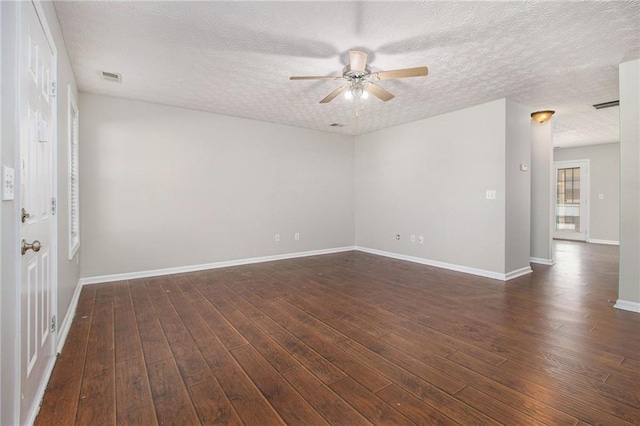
(36, 241), (640, 425)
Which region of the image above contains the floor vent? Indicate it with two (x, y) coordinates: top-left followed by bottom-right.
(592, 100), (619, 109)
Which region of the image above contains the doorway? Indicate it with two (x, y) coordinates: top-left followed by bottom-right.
(553, 159), (589, 241)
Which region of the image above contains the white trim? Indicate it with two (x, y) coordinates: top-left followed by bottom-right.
(553, 159), (590, 242)
(67, 85), (79, 260)
(355, 246), (530, 281)
(505, 266), (533, 280)
(530, 257), (555, 265)
(587, 239), (619, 246)
(31, 1), (56, 56)
(80, 246), (356, 285)
(12, 4), (22, 423)
(0, 4), (3, 424)
(0, 2), (3, 421)
(56, 279), (82, 353)
(79, 246), (538, 286)
(80, 246), (540, 286)
(614, 299), (640, 313)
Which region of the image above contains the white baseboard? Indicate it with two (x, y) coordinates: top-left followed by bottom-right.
(57, 279), (83, 353)
(355, 246), (529, 281)
(587, 239), (620, 246)
(79, 246), (356, 285)
(505, 266), (534, 280)
(530, 257), (555, 265)
(614, 299), (640, 313)
(80, 245), (538, 286)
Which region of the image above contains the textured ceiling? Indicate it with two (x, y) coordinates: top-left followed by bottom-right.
(54, 1), (639, 147)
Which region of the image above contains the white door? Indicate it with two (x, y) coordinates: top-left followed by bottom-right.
(19, 1), (56, 422)
(553, 160), (589, 241)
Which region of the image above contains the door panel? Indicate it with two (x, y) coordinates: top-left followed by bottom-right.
(19, 1), (55, 422)
(553, 160), (589, 241)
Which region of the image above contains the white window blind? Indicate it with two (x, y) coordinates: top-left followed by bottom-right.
(68, 87), (80, 259)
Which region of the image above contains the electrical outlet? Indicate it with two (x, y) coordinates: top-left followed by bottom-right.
(294, 232), (300, 241)
(486, 190), (497, 200)
(275, 233), (280, 242)
(598, 194), (604, 200)
(410, 235), (416, 243)
(396, 234), (400, 240)
(418, 236), (424, 244)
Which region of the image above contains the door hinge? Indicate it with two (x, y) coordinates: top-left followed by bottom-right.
(51, 315), (57, 333)
(51, 197), (56, 215)
(50, 81), (57, 98)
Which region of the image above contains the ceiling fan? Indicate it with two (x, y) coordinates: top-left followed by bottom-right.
(290, 50), (428, 104)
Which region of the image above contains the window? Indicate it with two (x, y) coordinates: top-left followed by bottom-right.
(68, 86), (80, 259)
(556, 167), (581, 231)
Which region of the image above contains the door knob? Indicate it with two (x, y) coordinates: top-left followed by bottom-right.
(21, 239), (41, 255)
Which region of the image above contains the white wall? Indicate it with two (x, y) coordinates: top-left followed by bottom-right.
(617, 59), (640, 312)
(530, 121), (554, 263)
(79, 94), (355, 278)
(354, 99), (530, 277)
(505, 100), (532, 272)
(1, 3), (80, 423)
(554, 143), (620, 243)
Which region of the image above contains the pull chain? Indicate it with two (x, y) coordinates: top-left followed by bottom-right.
(354, 98), (365, 118)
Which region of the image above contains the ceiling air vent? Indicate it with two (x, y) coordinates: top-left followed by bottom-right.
(592, 100), (619, 110)
(329, 123), (345, 127)
(101, 71), (122, 83)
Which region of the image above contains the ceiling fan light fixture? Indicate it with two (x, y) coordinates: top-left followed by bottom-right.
(531, 110), (555, 123)
(351, 85), (364, 99)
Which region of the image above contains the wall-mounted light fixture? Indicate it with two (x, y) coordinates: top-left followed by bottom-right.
(531, 110), (555, 123)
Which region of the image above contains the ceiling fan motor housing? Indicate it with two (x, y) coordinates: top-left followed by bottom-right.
(343, 65), (371, 79)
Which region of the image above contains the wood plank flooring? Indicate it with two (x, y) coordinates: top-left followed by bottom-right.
(36, 241), (640, 425)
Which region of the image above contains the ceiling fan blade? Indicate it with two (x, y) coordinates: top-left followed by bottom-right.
(349, 50), (368, 73)
(320, 85), (349, 103)
(371, 66), (428, 80)
(290, 75), (343, 80)
(367, 83), (395, 102)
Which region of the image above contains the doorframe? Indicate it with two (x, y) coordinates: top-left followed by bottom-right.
(0, 4), (3, 423)
(15, 1), (59, 424)
(553, 159), (590, 242)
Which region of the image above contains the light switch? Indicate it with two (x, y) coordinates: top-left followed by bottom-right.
(2, 166), (15, 201)
(520, 163), (528, 171)
(486, 190), (497, 200)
